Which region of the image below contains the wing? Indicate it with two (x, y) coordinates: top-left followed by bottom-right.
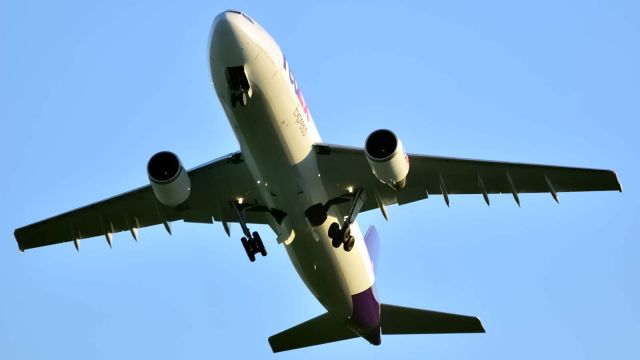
(314, 144), (621, 212)
(14, 151), (269, 251)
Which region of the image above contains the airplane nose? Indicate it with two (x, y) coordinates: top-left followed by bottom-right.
(211, 11), (241, 42)
(209, 10), (256, 66)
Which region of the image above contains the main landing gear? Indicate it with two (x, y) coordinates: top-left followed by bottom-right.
(328, 222), (355, 252)
(231, 201), (267, 262)
(327, 187), (366, 253)
(241, 231), (266, 263)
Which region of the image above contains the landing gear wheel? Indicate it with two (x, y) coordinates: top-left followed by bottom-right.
(253, 231), (267, 257)
(241, 237), (256, 262)
(341, 226), (351, 243)
(231, 92), (248, 108)
(329, 222), (342, 248)
(328, 222), (339, 238)
(331, 236), (342, 248)
(259, 244), (267, 257)
(343, 235), (355, 252)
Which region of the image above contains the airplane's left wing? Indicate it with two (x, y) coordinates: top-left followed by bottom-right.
(314, 143), (621, 213)
(14, 151), (269, 251)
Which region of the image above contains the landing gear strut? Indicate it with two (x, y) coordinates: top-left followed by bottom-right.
(231, 201), (267, 262)
(327, 187), (365, 252)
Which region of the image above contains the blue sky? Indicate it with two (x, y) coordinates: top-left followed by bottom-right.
(1, 1), (638, 359)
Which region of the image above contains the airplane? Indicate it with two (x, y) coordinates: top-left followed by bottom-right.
(14, 10), (622, 353)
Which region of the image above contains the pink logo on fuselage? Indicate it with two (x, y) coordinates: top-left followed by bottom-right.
(283, 55), (311, 123)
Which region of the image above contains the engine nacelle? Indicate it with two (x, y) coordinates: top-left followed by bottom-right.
(365, 129), (409, 190)
(147, 151), (191, 207)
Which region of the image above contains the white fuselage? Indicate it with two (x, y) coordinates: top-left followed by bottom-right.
(209, 11), (375, 323)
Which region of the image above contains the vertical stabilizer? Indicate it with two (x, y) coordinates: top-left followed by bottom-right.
(364, 225), (380, 273)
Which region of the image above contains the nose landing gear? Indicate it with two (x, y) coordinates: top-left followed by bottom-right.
(225, 66), (251, 108)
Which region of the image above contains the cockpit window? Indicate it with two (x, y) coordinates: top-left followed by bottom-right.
(241, 13), (254, 24)
(225, 10), (254, 24)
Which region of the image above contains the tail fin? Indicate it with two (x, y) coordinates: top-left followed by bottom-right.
(381, 304), (485, 334)
(268, 312), (357, 353)
(364, 225), (380, 273)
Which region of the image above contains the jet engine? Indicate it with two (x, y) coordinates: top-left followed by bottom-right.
(147, 151), (191, 207)
(364, 129), (409, 190)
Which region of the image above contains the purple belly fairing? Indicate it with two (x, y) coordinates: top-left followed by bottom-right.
(351, 286), (381, 345)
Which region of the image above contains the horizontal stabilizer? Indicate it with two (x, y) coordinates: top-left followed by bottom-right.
(381, 304), (485, 334)
(268, 312), (357, 353)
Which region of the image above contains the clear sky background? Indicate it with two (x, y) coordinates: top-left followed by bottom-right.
(1, 1), (638, 359)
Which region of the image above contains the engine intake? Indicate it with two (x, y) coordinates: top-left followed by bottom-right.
(147, 151), (191, 207)
(365, 129), (409, 190)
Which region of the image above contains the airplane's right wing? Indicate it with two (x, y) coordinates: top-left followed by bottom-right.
(314, 144), (621, 211)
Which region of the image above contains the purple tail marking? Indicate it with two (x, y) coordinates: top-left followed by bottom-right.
(351, 287), (381, 345)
